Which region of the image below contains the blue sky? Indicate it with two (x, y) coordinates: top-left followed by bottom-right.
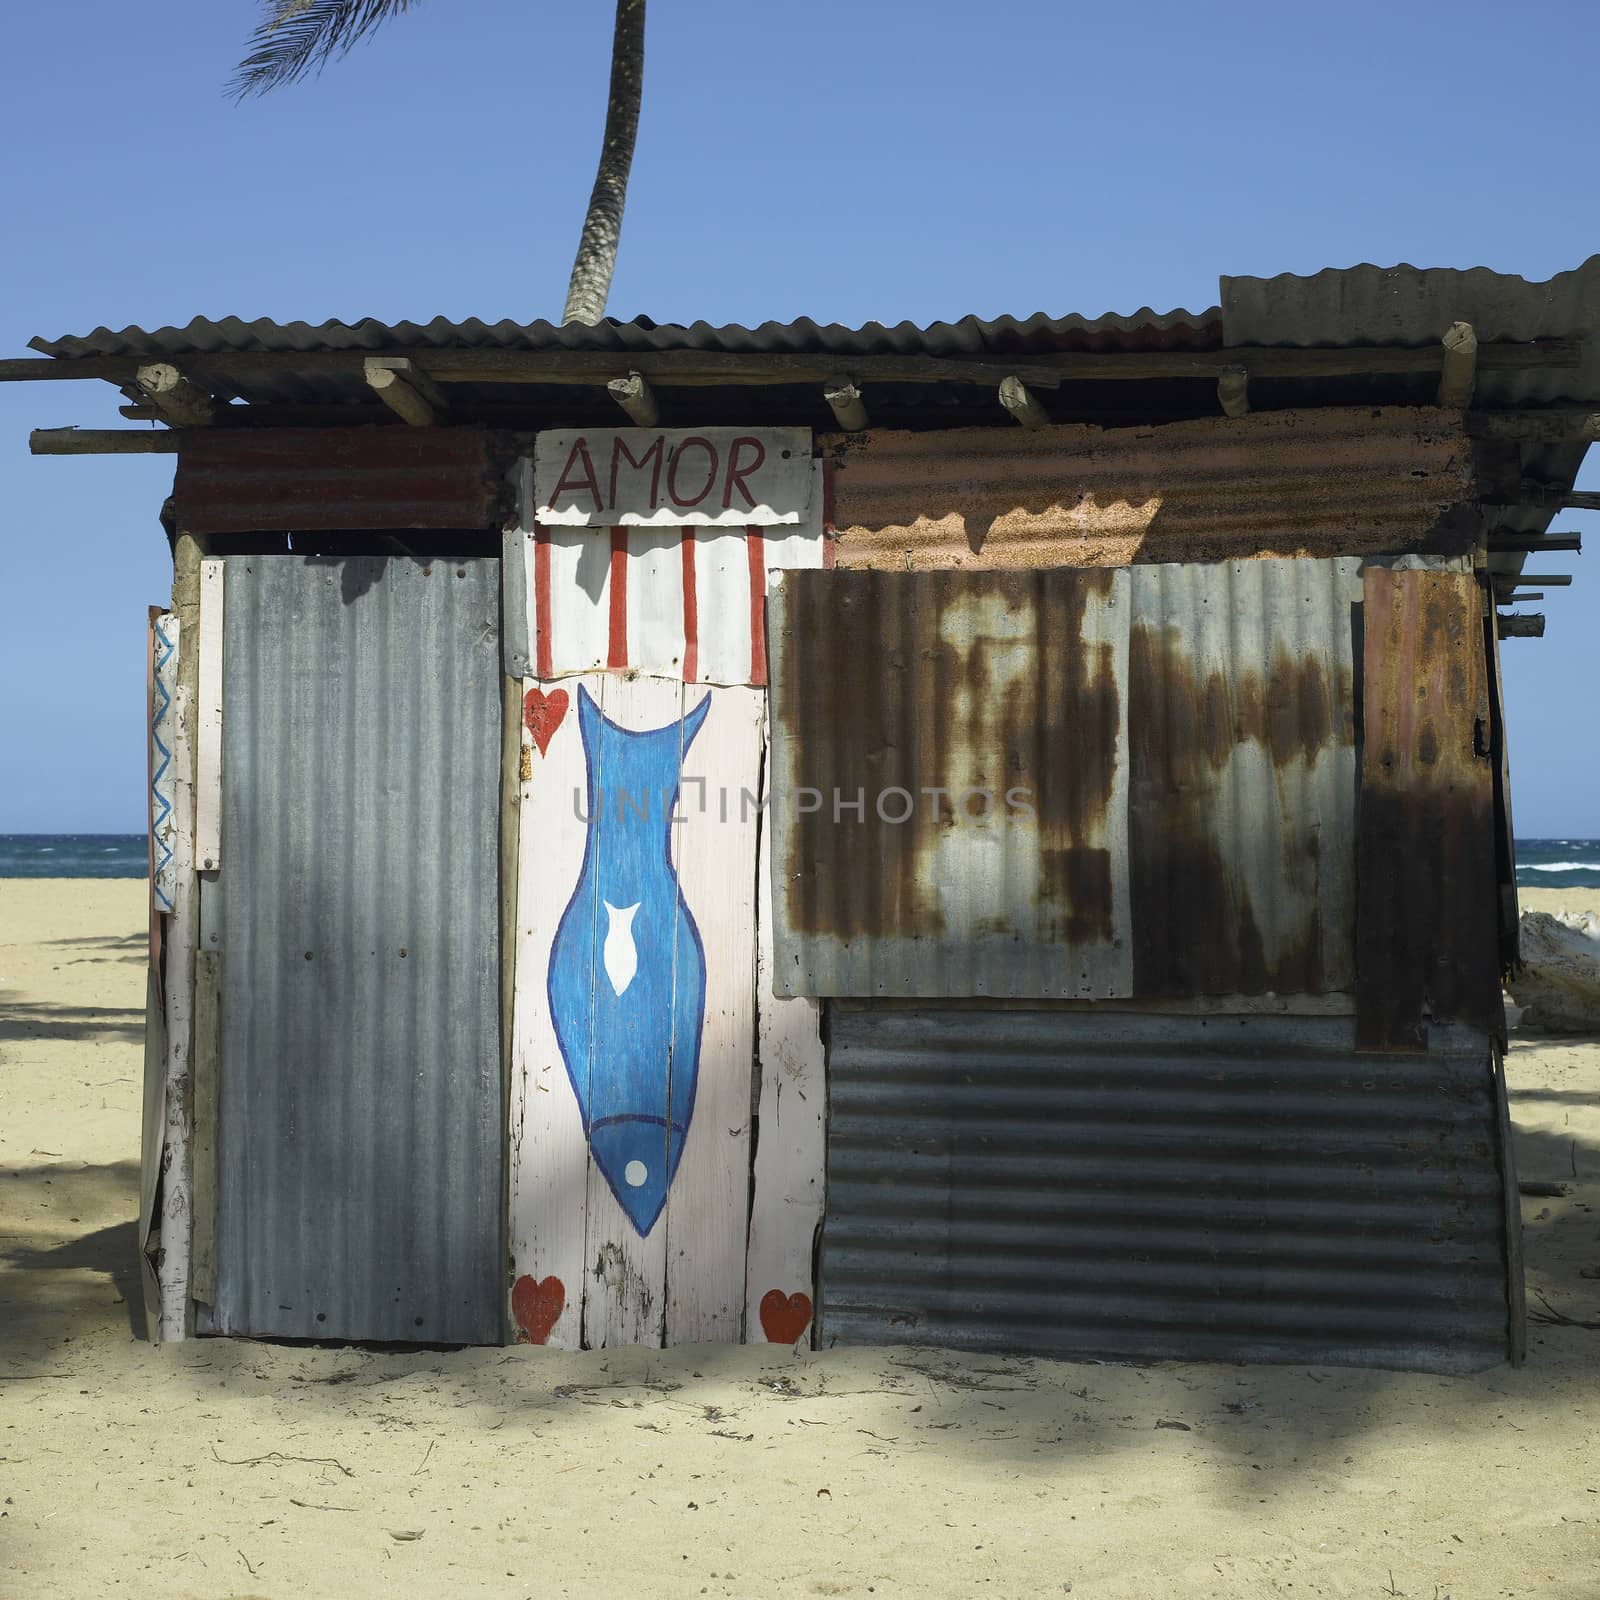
(0, 0), (1593, 832)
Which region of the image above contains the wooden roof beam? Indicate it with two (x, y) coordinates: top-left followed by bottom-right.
(135, 363), (216, 427)
(364, 357), (446, 426)
(1216, 364), (1250, 418)
(0, 336), (1583, 390)
(1487, 532), (1582, 553)
(1467, 410), (1600, 442)
(32, 427), (179, 454)
(1497, 613), (1546, 638)
(1499, 485), (1600, 511)
(824, 378), (868, 431)
(1437, 321), (1478, 409)
(998, 375), (1050, 428)
(607, 371), (660, 427)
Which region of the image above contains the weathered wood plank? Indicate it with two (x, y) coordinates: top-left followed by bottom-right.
(744, 714), (826, 1347)
(194, 560), (225, 872)
(507, 673), (601, 1349)
(157, 678), (195, 1341)
(664, 685), (764, 1344)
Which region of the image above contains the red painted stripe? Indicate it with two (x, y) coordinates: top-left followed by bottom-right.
(746, 525), (768, 687)
(533, 525), (553, 678)
(607, 526), (629, 670)
(681, 532), (700, 683)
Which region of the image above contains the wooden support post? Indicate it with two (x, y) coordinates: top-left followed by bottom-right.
(1216, 363), (1251, 418)
(1511, 573), (1573, 586)
(1438, 321), (1478, 410)
(823, 378), (868, 432)
(364, 357), (446, 426)
(998, 374), (1050, 429)
(1505, 592), (1545, 601)
(135, 363), (216, 427)
(31, 428), (180, 454)
(1498, 613), (1545, 638)
(607, 370), (660, 428)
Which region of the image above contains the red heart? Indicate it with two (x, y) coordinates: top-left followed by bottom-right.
(523, 688), (569, 758)
(511, 1274), (565, 1344)
(759, 1288), (813, 1345)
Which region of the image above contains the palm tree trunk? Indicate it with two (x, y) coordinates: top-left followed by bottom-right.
(561, 0), (646, 326)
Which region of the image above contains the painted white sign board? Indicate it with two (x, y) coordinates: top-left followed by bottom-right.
(535, 427), (813, 527)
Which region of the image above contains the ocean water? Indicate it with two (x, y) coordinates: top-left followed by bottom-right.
(1516, 838), (1600, 891)
(0, 834), (149, 878)
(2, 833), (1598, 886)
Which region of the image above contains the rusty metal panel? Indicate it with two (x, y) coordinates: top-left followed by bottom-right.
(823, 408), (1473, 570)
(173, 427), (498, 533)
(1356, 568), (1500, 1051)
(1128, 559), (1361, 996)
(209, 555), (504, 1343)
(818, 1008), (1511, 1375)
(767, 567), (1130, 998)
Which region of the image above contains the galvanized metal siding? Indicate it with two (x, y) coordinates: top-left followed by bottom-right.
(211, 555), (503, 1343)
(1128, 559), (1360, 995)
(819, 1009), (1510, 1374)
(768, 567), (1131, 998)
(823, 409), (1474, 570)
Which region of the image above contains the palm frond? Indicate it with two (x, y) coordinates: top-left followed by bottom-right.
(230, 0), (418, 99)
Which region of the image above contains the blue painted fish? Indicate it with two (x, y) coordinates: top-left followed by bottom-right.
(547, 686), (710, 1236)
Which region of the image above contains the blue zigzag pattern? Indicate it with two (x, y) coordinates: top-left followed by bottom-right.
(150, 616), (176, 912)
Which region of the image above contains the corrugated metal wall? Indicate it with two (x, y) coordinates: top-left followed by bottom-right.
(1356, 566), (1500, 1050)
(819, 1009), (1510, 1374)
(769, 558), (1363, 1000)
(1128, 559), (1360, 995)
(210, 555), (504, 1343)
(767, 567), (1131, 998)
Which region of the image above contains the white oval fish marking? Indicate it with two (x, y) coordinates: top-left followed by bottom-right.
(602, 900), (641, 996)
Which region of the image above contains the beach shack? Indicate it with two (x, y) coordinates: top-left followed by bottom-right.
(8, 257), (1598, 1372)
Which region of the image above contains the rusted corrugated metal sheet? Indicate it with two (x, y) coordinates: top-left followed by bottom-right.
(208, 555), (504, 1343)
(769, 557), (1361, 1000)
(1356, 568), (1500, 1052)
(823, 408), (1474, 569)
(1128, 559), (1360, 996)
(767, 567), (1131, 998)
(172, 427), (499, 533)
(818, 1008), (1512, 1374)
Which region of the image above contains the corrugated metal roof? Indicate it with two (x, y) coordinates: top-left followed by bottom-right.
(1223, 257), (1600, 583)
(819, 1008), (1512, 1374)
(208, 554), (504, 1344)
(29, 305), (1223, 362)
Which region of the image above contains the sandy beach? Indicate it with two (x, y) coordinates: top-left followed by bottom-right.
(2, 878), (1597, 1599)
